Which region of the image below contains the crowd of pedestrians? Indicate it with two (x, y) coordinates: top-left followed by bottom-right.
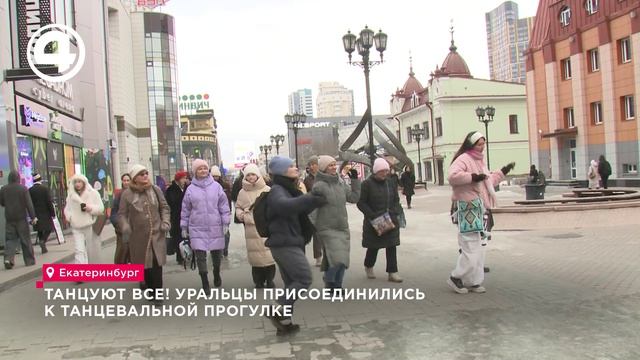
(1, 131), (621, 336)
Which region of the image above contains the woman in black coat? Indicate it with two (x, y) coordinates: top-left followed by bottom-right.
(357, 158), (403, 283)
(165, 171), (189, 264)
(400, 166), (416, 209)
(29, 174), (55, 253)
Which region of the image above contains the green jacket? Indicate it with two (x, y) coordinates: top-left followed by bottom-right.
(310, 171), (360, 268)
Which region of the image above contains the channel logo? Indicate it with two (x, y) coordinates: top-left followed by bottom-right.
(27, 24), (85, 83)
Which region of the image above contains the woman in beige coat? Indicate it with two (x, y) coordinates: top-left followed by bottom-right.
(118, 164), (170, 304)
(235, 164), (276, 288)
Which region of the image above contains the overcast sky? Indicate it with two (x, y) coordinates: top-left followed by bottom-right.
(161, 0), (538, 166)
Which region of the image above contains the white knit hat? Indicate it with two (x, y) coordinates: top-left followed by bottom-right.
(243, 164), (261, 177)
(129, 164), (147, 179)
(469, 132), (485, 145)
(210, 165), (222, 177)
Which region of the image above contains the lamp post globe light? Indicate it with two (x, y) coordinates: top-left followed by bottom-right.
(410, 127), (425, 182)
(475, 105), (495, 169)
(259, 144), (272, 168)
(270, 134), (285, 155)
(342, 26), (387, 166)
(284, 113), (307, 168)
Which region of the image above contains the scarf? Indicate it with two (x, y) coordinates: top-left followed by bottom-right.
(128, 180), (157, 205)
(465, 150), (497, 207)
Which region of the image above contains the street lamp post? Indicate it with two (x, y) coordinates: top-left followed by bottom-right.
(259, 144), (272, 168)
(342, 26), (387, 166)
(270, 134), (285, 155)
(410, 127), (424, 183)
(284, 113), (307, 168)
(475, 105), (495, 169)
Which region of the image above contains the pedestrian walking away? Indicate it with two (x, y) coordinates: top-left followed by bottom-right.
(302, 156), (323, 266)
(400, 166), (416, 209)
(181, 159), (231, 291)
(0, 170), (38, 269)
(264, 156), (326, 335)
(597, 155), (612, 189)
(587, 160), (600, 189)
(118, 164), (170, 305)
(357, 158), (404, 283)
(64, 174), (105, 265)
(235, 164), (276, 288)
(211, 165), (233, 257)
(447, 131), (515, 294)
(111, 173), (131, 264)
(165, 171), (189, 265)
(29, 173), (55, 254)
(310, 155), (360, 291)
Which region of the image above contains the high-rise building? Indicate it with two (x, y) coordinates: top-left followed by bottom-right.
(288, 89), (313, 117)
(108, 3), (182, 182)
(486, 1), (535, 83)
(316, 82), (354, 118)
(525, 0), (640, 184)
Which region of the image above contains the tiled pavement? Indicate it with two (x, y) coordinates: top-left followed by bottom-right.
(0, 186), (638, 359)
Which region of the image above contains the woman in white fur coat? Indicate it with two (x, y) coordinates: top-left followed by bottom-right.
(64, 174), (104, 264)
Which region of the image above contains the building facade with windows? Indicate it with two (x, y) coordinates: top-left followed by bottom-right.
(486, 1), (535, 83)
(525, 0), (640, 182)
(108, 4), (182, 183)
(391, 38), (530, 185)
(288, 89), (314, 117)
(316, 82), (355, 118)
(180, 109), (219, 171)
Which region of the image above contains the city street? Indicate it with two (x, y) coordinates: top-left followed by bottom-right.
(0, 186), (638, 359)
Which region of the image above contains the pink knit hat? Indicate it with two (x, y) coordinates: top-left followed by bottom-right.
(192, 159), (209, 173)
(373, 158), (390, 174)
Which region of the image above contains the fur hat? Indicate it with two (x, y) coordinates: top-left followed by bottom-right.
(192, 159), (209, 173)
(269, 156), (294, 176)
(129, 164), (147, 179)
(372, 158), (390, 174)
(318, 155), (336, 172)
(210, 165), (222, 177)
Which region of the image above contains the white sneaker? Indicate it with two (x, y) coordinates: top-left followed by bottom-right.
(365, 267), (376, 279)
(469, 285), (486, 293)
(388, 272), (403, 283)
(447, 277), (468, 294)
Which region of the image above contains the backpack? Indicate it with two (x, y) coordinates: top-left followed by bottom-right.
(250, 191), (270, 237)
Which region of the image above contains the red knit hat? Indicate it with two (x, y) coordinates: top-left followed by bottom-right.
(174, 171), (189, 182)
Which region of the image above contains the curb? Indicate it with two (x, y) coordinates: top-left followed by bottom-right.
(0, 236), (116, 294)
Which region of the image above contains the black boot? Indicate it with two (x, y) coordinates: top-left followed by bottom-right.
(40, 243), (48, 254)
(213, 267), (222, 288)
(200, 272), (210, 292)
(265, 265), (276, 288)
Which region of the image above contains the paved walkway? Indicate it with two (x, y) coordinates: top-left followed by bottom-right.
(0, 186), (638, 359)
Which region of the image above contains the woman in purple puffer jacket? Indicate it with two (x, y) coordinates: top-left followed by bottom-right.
(181, 159), (231, 291)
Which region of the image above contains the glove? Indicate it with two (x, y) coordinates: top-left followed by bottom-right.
(501, 162), (516, 176)
(348, 169), (358, 179)
(223, 225), (229, 235)
(471, 173), (488, 182)
(181, 229), (189, 239)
